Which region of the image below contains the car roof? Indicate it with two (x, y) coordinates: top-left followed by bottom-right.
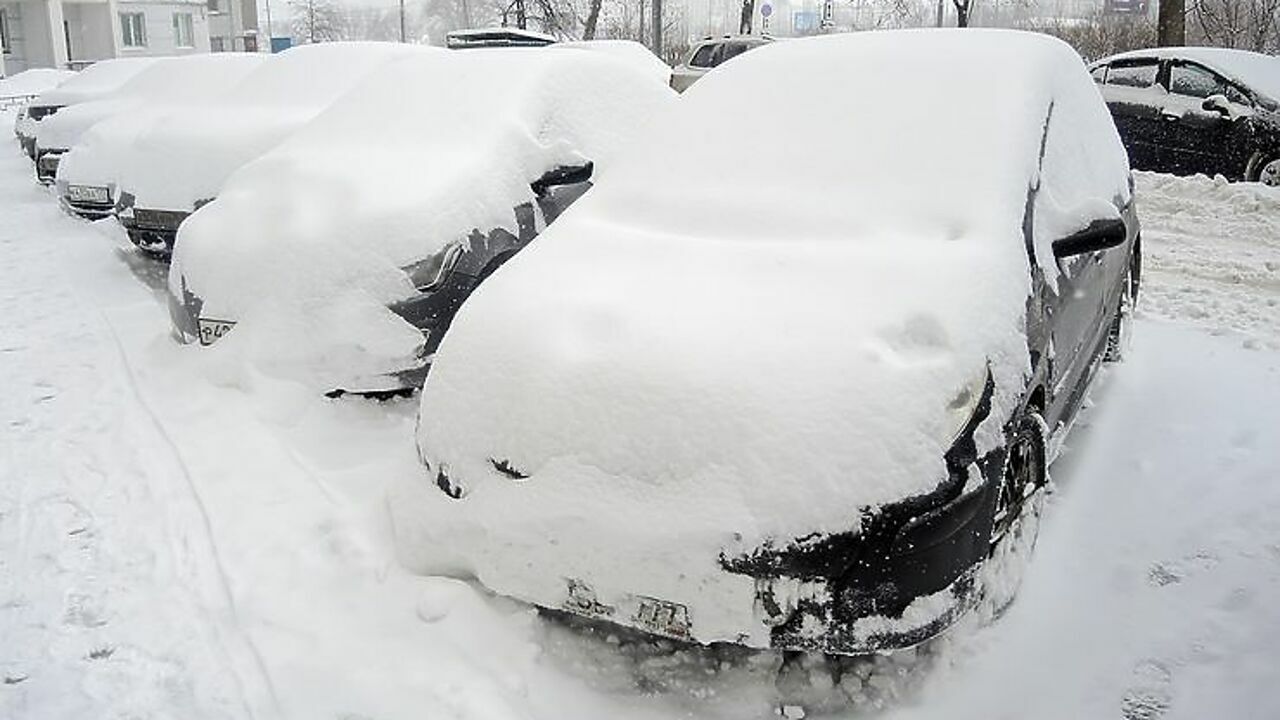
(1098, 46), (1280, 102)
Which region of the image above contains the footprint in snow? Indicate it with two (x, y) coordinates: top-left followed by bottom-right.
(1121, 659), (1173, 720)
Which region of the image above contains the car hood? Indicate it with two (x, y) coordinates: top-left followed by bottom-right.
(116, 105), (321, 211)
(410, 212), (1033, 574)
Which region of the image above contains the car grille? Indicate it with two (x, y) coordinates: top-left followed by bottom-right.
(131, 208), (189, 231)
(26, 105), (62, 121)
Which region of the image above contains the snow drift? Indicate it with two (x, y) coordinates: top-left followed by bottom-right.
(0, 68), (75, 102)
(167, 45), (675, 391)
(398, 29), (1132, 648)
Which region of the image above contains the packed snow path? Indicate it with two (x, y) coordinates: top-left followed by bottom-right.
(2, 118), (1278, 719)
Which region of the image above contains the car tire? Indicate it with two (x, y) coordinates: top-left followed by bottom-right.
(981, 411), (1048, 618)
(1245, 151), (1280, 187)
(1103, 247), (1140, 363)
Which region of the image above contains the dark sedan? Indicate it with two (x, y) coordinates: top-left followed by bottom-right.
(1091, 47), (1280, 185)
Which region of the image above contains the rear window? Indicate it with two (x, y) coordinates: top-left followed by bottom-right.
(1106, 62), (1159, 89)
(689, 43), (720, 69)
(1090, 65), (1107, 84)
(721, 43), (751, 64)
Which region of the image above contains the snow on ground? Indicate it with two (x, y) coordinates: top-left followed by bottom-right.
(1135, 171), (1280, 349)
(2, 102), (1279, 720)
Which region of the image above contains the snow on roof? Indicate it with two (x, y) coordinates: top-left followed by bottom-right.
(1103, 46), (1280, 104)
(446, 27), (557, 48)
(169, 46), (675, 389)
(35, 58), (160, 107)
(402, 30), (1131, 616)
(39, 55), (270, 151)
(553, 40), (672, 84)
(113, 42), (431, 211)
(0, 69), (75, 100)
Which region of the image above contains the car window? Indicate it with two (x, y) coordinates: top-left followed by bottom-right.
(1169, 64), (1225, 99)
(689, 43), (720, 69)
(1106, 62), (1159, 89)
(1090, 65), (1108, 84)
(721, 43), (750, 64)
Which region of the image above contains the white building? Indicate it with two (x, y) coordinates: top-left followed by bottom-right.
(0, 0), (258, 76)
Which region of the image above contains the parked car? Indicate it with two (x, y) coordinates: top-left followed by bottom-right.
(1091, 47), (1280, 185)
(670, 34), (772, 92)
(45, 53), (270, 204)
(165, 46), (675, 395)
(15, 58), (158, 160)
(112, 42), (428, 255)
(1, 68), (75, 110)
(400, 29), (1141, 655)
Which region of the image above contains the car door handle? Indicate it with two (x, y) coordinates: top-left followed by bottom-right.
(1161, 110), (1180, 121)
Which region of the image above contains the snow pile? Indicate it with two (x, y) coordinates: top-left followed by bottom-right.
(54, 54), (269, 193)
(1134, 171), (1280, 348)
(114, 42), (430, 212)
(400, 30), (1130, 647)
(0, 68), (75, 101)
(553, 40), (672, 85)
(169, 46), (674, 390)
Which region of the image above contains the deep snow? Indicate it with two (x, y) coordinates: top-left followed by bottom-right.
(2, 108), (1279, 719)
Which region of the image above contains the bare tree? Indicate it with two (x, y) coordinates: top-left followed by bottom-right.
(1025, 11), (1157, 61)
(1190, 0), (1280, 50)
(952, 0), (973, 26)
(1158, 0), (1187, 44)
(582, 0), (604, 38)
(289, 0), (347, 41)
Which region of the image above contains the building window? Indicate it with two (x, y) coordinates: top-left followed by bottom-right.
(172, 12), (194, 48)
(210, 35), (225, 52)
(120, 12), (146, 47)
(207, 0), (220, 12)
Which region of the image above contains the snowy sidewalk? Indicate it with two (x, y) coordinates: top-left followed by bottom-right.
(0, 140), (264, 718)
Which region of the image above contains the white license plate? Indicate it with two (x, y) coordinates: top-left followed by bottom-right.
(633, 596), (692, 639)
(67, 184), (110, 204)
(196, 317), (236, 346)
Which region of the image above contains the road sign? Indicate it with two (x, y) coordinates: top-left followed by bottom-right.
(761, 2), (773, 17)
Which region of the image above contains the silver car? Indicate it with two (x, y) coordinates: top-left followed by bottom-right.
(670, 35), (772, 92)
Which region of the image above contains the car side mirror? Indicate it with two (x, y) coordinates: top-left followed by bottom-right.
(1052, 217), (1127, 259)
(1202, 94), (1231, 116)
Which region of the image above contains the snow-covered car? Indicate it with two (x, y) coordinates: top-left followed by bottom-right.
(16, 58), (158, 160)
(2, 68), (75, 111)
(113, 42), (429, 255)
(1091, 47), (1280, 185)
(166, 46), (675, 394)
(400, 30), (1142, 655)
(51, 54), (270, 218)
(670, 34), (771, 92)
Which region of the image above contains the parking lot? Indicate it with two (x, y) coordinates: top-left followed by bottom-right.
(3, 96), (1279, 719)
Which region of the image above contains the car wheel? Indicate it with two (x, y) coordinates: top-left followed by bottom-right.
(1245, 151), (1280, 187)
(981, 411), (1048, 617)
(1100, 249), (1141, 361)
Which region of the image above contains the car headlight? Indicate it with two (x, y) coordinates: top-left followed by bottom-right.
(402, 241), (463, 291)
(941, 365), (990, 445)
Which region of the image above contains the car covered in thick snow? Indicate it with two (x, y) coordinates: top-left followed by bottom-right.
(1091, 47), (1280, 185)
(165, 45), (675, 393)
(45, 54), (269, 211)
(2, 68), (75, 110)
(16, 58), (157, 160)
(112, 42), (428, 255)
(399, 29), (1142, 655)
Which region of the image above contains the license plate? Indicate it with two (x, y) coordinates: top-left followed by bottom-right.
(67, 184), (110, 204)
(633, 596), (692, 639)
(196, 317), (236, 346)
